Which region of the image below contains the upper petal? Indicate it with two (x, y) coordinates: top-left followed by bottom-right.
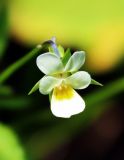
(51, 86), (85, 118)
(65, 71), (91, 89)
(64, 51), (85, 72)
(39, 76), (62, 95)
(36, 52), (64, 75)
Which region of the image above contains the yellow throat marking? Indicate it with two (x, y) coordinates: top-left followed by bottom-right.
(53, 85), (74, 100)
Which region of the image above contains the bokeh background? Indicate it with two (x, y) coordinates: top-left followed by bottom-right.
(0, 0), (124, 160)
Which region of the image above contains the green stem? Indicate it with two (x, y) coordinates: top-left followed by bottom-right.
(0, 45), (42, 84)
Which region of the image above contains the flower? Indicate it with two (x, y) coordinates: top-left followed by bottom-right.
(29, 39), (102, 118)
(36, 49), (91, 118)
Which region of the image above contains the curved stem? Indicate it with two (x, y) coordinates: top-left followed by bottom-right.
(0, 45), (42, 84)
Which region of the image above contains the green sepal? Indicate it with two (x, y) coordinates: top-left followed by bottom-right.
(62, 48), (71, 66)
(48, 46), (54, 53)
(91, 79), (103, 86)
(49, 91), (53, 102)
(58, 45), (65, 57)
(28, 81), (40, 95)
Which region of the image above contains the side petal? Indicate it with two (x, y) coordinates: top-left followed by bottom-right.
(51, 86), (85, 118)
(64, 51), (85, 72)
(65, 71), (91, 89)
(36, 52), (64, 75)
(39, 76), (62, 95)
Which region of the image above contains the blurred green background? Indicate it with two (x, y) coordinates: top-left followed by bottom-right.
(0, 0), (124, 160)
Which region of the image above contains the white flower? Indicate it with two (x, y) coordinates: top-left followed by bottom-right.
(29, 40), (102, 118)
(36, 50), (91, 118)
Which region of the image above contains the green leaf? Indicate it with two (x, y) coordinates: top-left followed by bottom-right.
(0, 96), (32, 109)
(64, 51), (85, 72)
(91, 79), (103, 86)
(62, 48), (71, 66)
(65, 71), (91, 89)
(39, 76), (61, 95)
(36, 52), (64, 75)
(0, 124), (26, 160)
(28, 81), (40, 95)
(58, 45), (64, 57)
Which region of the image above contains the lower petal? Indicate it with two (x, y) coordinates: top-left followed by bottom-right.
(51, 85), (85, 118)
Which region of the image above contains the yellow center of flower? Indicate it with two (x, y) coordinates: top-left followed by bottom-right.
(53, 84), (74, 100)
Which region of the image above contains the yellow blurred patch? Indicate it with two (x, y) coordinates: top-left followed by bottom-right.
(87, 23), (124, 73)
(8, 0), (124, 73)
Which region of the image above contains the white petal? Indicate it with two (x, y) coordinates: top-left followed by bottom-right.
(64, 51), (85, 73)
(36, 52), (64, 75)
(51, 86), (85, 118)
(65, 71), (91, 89)
(39, 76), (62, 95)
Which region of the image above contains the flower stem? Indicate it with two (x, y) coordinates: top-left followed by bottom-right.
(43, 39), (60, 57)
(0, 45), (42, 84)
